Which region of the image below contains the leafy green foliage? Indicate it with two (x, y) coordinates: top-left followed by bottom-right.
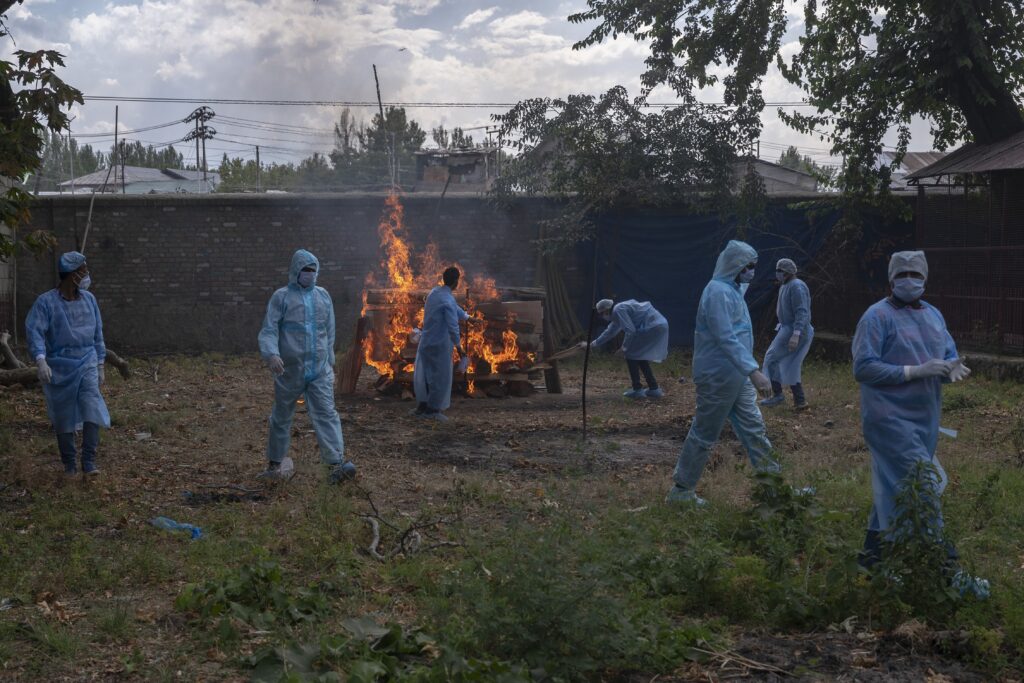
(175, 559), (334, 634)
(0, 44), (83, 257)
(249, 618), (530, 683)
(492, 85), (755, 249)
(777, 146), (837, 189)
(567, 0), (1024, 203)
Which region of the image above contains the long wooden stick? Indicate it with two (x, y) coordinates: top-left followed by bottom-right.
(581, 306), (596, 440)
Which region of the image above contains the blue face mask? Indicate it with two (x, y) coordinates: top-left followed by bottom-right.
(892, 277), (925, 302)
(775, 270), (785, 282)
(298, 270), (316, 288)
(739, 268), (755, 283)
(77, 275), (92, 291)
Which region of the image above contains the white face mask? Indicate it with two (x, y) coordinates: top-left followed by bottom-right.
(892, 277), (925, 302)
(298, 270), (316, 288)
(77, 275), (92, 291)
(739, 268), (755, 283)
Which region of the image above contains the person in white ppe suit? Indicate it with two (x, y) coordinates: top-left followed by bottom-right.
(412, 266), (469, 421)
(851, 251), (986, 597)
(760, 258), (813, 409)
(666, 240), (777, 505)
(580, 298), (669, 398)
(258, 249), (355, 484)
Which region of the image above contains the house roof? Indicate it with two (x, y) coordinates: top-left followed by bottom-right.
(906, 130), (1024, 180)
(878, 151), (948, 174)
(60, 166), (219, 187)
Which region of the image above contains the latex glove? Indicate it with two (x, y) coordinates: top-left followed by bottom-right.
(749, 369), (773, 397)
(267, 355), (285, 376)
(577, 341), (590, 350)
(905, 359), (952, 381)
(787, 332), (801, 352)
(98, 364), (105, 386)
(615, 347), (626, 357)
(949, 358), (972, 382)
(457, 356), (469, 373)
(36, 357), (52, 384)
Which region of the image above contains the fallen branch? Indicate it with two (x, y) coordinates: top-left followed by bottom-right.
(691, 646), (791, 677)
(105, 349), (131, 379)
(196, 483), (264, 494)
(0, 332), (26, 370)
(0, 348), (130, 386)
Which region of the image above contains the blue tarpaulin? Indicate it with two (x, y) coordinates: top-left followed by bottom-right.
(577, 204), (843, 347)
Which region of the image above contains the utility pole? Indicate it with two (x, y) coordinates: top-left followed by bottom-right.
(113, 105), (118, 192)
(184, 106), (216, 192)
(372, 64), (394, 189)
(255, 145), (261, 192)
(120, 140), (126, 194)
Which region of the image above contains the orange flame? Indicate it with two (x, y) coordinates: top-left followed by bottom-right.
(361, 192), (536, 390)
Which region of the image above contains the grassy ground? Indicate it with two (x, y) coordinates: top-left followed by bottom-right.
(1, 351), (1023, 681)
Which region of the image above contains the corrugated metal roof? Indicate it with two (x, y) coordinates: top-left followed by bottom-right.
(878, 151), (948, 174)
(60, 166), (219, 187)
(906, 130), (1024, 179)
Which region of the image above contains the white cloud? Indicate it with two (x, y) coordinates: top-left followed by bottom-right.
(489, 10), (548, 35)
(456, 7), (498, 30)
(102, 77), (119, 87)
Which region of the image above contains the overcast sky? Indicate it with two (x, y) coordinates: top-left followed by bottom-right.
(6, 0), (934, 168)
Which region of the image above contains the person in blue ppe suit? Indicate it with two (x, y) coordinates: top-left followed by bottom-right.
(412, 266), (469, 422)
(667, 240), (777, 505)
(760, 258), (814, 409)
(258, 249), (355, 483)
(851, 252), (985, 594)
(580, 298), (669, 398)
(26, 251), (110, 477)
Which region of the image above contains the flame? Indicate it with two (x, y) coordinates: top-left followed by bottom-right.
(361, 191), (536, 391)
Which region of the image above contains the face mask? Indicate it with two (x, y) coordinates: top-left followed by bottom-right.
(77, 275), (92, 291)
(298, 270), (316, 288)
(892, 277), (925, 302)
(775, 271), (785, 282)
(739, 268), (755, 283)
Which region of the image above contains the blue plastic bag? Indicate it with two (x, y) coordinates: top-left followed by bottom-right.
(150, 516), (203, 540)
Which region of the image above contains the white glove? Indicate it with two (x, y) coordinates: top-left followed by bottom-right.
(615, 347), (626, 357)
(749, 369), (773, 397)
(787, 332), (801, 352)
(267, 355), (285, 376)
(457, 356), (469, 373)
(36, 357), (52, 384)
(949, 358), (971, 382)
(98, 364), (105, 386)
(905, 359), (952, 381)
(577, 341), (590, 349)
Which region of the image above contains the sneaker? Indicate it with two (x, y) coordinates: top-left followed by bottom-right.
(645, 387), (664, 399)
(257, 458), (295, 481)
(759, 394), (785, 407)
(329, 461), (357, 484)
(623, 388), (646, 399)
(427, 412), (449, 422)
(665, 486), (707, 507)
(82, 462), (100, 476)
(794, 401), (810, 411)
(63, 465), (78, 478)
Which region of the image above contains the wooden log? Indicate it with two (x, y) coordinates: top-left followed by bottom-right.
(338, 317), (369, 395)
(1, 349), (129, 385)
(0, 367), (38, 386)
(0, 331), (26, 369)
(105, 349), (131, 380)
(507, 380), (535, 397)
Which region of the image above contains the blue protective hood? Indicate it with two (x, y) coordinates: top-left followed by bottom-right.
(712, 240), (758, 280)
(59, 251), (87, 273)
(289, 249), (319, 287)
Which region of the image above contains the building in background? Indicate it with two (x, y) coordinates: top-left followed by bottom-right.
(59, 166), (219, 194)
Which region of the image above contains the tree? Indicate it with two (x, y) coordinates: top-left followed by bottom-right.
(431, 125), (475, 149)
(25, 131), (101, 191)
(777, 146), (836, 189)
(1, 0), (84, 256)
(492, 85), (757, 250)
(568, 0), (1024, 200)
(107, 140), (185, 170)
(329, 106), (426, 188)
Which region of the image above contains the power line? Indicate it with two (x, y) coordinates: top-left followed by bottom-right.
(82, 94), (815, 108)
(70, 119), (184, 138)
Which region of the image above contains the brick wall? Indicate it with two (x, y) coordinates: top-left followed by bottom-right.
(17, 193), (562, 353)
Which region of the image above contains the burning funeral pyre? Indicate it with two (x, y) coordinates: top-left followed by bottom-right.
(337, 193), (558, 398)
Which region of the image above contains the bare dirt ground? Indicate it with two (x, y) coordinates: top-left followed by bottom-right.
(1, 352), (1022, 681)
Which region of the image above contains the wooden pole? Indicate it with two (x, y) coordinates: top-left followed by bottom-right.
(581, 306), (596, 439)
